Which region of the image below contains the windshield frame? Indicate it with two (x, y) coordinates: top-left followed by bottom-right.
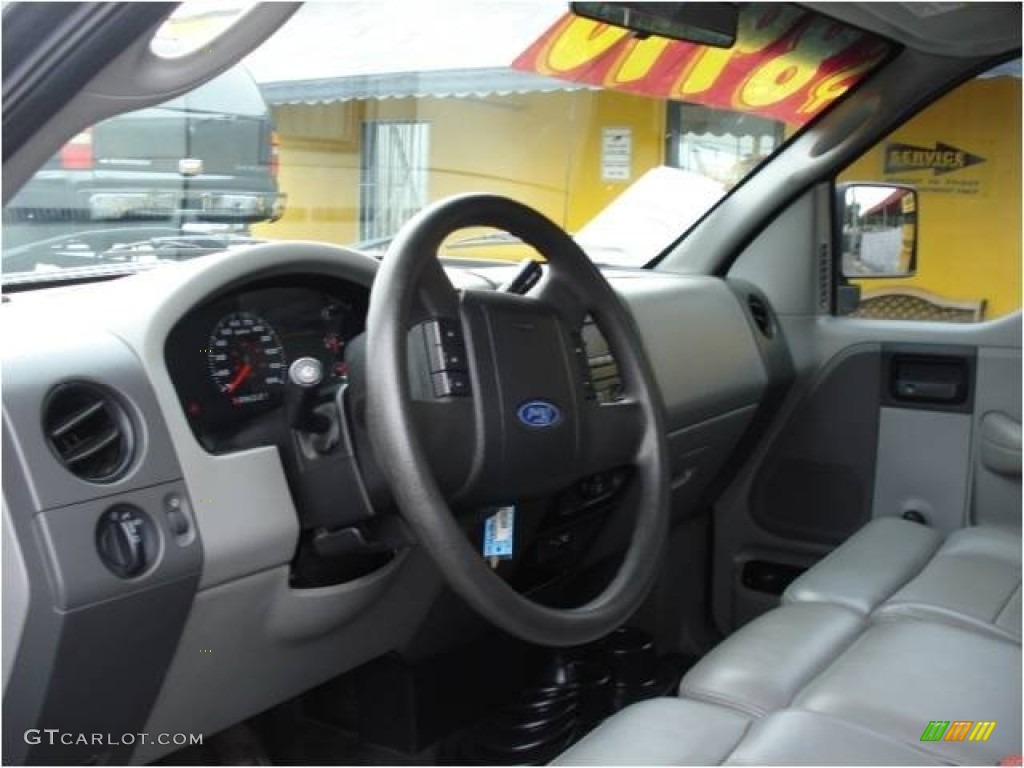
(647, 37), (904, 272)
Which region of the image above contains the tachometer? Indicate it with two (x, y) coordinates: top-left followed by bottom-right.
(206, 312), (287, 406)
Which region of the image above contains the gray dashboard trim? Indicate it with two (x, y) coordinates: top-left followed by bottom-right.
(266, 547), (412, 641)
(2, 440), (64, 764)
(33, 481), (202, 610)
(2, 430), (200, 765)
(2, 302), (204, 764)
(24, 243), (450, 758)
(611, 274), (768, 430)
(134, 553), (444, 764)
(2, 330), (183, 514)
(49, 243), (382, 590)
(1, 500), (29, 692)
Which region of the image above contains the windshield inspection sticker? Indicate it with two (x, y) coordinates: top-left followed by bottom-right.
(483, 506), (516, 568)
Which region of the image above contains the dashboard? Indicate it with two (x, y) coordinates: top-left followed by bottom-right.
(164, 275), (368, 453)
(2, 241), (774, 765)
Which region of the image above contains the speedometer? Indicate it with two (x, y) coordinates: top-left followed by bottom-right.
(206, 312), (287, 406)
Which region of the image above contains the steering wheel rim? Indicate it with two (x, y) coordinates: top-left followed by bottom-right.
(365, 194), (670, 647)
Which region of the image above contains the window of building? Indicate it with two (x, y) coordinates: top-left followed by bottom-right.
(666, 103), (785, 188)
(359, 120), (430, 243)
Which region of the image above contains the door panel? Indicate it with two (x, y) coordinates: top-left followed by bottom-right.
(874, 406), (971, 531)
(707, 58), (1020, 635)
(972, 347), (1023, 528)
(712, 313), (1020, 632)
(873, 344), (977, 533)
(749, 344), (880, 545)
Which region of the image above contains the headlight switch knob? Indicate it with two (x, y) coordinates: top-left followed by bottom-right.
(95, 505), (151, 578)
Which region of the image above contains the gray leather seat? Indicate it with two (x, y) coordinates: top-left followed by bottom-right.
(781, 517), (944, 615)
(873, 525), (1021, 643)
(554, 518), (1022, 765)
(679, 602), (867, 718)
(784, 517), (1021, 643)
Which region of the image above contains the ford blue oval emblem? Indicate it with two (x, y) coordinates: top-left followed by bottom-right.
(517, 400), (561, 429)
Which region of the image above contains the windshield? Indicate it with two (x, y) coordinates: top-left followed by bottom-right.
(1, 2), (893, 284)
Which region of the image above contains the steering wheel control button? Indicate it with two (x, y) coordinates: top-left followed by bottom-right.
(572, 331), (597, 400)
(424, 318), (465, 348)
(289, 356), (324, 387)
(427, 343), (466, 373)
(432, 371), (471, 397)
(95, 504), (153, 579)
(516, 400), (562, 429)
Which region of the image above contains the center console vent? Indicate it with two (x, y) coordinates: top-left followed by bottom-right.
(43, 382), (134, 482)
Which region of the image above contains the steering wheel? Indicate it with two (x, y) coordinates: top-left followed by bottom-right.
(365, 194), (670, 647)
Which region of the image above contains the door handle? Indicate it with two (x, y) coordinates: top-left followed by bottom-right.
(980, 411), (1021, 478)
(890, 356), (968, 405)
(894, 378), (959, 401)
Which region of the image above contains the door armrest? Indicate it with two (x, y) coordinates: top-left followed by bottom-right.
(980, 411), (1021, 478)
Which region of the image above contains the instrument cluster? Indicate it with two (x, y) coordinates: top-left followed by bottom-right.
(165, 275), (368, 452)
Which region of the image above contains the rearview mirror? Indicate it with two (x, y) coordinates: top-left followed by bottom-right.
(569, 2), (738, 47)
(838, 183), (918, 279)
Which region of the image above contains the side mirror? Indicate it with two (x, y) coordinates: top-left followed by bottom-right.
(837, 183), (918, 279)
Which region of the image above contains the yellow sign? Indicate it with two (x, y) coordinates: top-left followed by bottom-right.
(513, 4), (891, 125)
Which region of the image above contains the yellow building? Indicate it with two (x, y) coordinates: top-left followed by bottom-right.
(253, 74), (668, 247)
(840, 72), (1021, 320)
(180, 4), (1019, 320)
(253, 63), (1020, 321)
(253, 69), (784, 255)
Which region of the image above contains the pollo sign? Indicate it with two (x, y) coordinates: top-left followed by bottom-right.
(513, 4), (891, 125)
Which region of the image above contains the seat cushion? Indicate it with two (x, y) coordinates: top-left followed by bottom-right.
(724, 710), (944, 766)
(783, 517), (942, 615)
(551, 698), (751, 766)
(794, 619), (1022, 765)
(552, 520), (1021, 766)
(875, 525), (1022, 643)
(679, 602), (867, 716)
(553, 701), (952, 767)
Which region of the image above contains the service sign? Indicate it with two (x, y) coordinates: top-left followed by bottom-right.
(513, 4), (892, 126)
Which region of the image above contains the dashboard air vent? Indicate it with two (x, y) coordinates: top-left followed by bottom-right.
(747, 294), (774, 339)
(43, 383), (133, 482)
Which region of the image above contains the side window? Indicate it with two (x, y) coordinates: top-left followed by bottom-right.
(837, 59), (1021, 323)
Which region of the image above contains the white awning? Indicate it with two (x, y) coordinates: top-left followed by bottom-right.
(242, 1), (564, 88)
(259, 66), (595, 105)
